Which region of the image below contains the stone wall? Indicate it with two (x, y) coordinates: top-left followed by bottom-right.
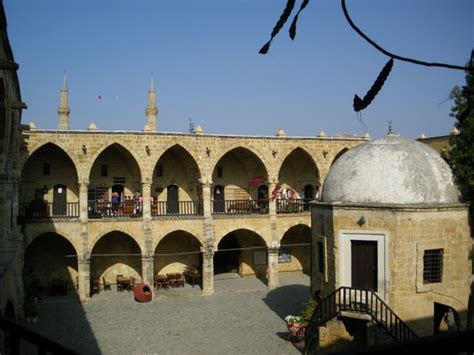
(312, 202), (471, 337)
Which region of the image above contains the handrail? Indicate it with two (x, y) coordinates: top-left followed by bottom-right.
(276, 198), (312, 213)
(211, 199), (268, 214)
(0, 316), (78, 355)
(19, 202), (79, 219)
(304, 287), (417, 354)
(152, 200), (203, 217)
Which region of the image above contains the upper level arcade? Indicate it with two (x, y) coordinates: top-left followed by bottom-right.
(19, 130), (366, 222)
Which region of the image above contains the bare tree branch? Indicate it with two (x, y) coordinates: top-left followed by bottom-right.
(341, 0), (473, 72)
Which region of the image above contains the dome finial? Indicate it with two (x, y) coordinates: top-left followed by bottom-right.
(387, 120), (393, 135)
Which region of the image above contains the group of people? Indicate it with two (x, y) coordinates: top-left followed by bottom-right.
(110, 192), (144, 215)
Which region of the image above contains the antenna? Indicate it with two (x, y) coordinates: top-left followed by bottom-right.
(188, 118), (194, 133)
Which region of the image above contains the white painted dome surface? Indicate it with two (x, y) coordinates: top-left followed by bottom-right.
(322, 135), (459, 205)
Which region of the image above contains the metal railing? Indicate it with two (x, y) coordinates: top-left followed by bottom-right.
(0, 316), (78, 355)
(212, 199), (269, 215)
(304, 287), (417, 354)
(151, 201), (203, 217)
(276, 198), (312, 213)
(20, 202), (79, 219)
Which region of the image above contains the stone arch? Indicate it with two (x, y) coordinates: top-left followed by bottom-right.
(19, 141), (80, 175)
(210, 143), (269, 178)
(90, 231), (142, 283)
(86, 140), (144, 180)
(154, 230), (202, 275)
(87, 142), (143, 207)
(24, 228), (80, 256)
(215, 228), (268, 278)
(276, 145), (321, 179)
(211, 146), (269, 202)
(279, 224), (311, 275)
(20, 142), (80, 206)
(151, 144), (202, 204)
(23, 232), (79, 294)
(331, 147), (349, 167)
(277, 147), (321, 198)
(89, 229), (143, 255)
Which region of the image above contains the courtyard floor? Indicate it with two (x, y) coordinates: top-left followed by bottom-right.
(22, 273), (311, 355)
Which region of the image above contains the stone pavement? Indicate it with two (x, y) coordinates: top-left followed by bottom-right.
(22, 273), (311, 355)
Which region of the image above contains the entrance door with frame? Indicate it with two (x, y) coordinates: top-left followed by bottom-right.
(351, 240), (378, 291)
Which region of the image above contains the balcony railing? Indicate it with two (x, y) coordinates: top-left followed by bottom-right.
(88, 200), (143, 218)
(212, 199), (268, 215)
(152, 201), (203, 217)
(20, 202), (79, 219)
(276, 198), (312, 214)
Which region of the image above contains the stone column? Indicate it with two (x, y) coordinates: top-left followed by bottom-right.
(77, 257), (91, 301)
(201, 250), (214, 295)
(78, 180), (89, 222)
(267, 247), (280, 290)
(141, 255), (154, 287)
(141, 181), (151, 220)
(201, 182), (212, 217)
(268, 182), (277, 216)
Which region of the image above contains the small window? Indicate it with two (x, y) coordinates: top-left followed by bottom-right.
(101, 165), (108, 177)
(217, 166), (223, 178)
(156, 165), (163, 177)
(43, 163), (50, 176)
(317, 241), (325, 273)
(423, 249), (443, 284)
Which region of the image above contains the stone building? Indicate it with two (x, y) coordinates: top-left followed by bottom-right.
(16, 71), (370, 302)
(311, 134), (471, 350)
(0, 1), (27, 324)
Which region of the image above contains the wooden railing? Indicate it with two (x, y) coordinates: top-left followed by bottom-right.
(304, 287), (417, 354)
(212, 199), (268, 215)
(0, 316), (78, 355)
(88, 200), (143, 218)
(276, 198), (312, 213)
(20, 202), (79, 219)
(151, 201), (203, 217)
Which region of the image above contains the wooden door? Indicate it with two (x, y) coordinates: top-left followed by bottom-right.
(53, 184), (67, 216)
(167, 185), (179, 214)
(351, 240), (377, 291)
(213, 185), (225, 213)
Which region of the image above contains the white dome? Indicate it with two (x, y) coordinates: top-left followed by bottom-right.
(322, 135), (459, 205)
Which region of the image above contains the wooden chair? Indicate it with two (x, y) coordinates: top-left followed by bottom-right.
(116, 275), (124, 292)
(102, 277), (111, 291)
(91, 279), (101, 295)
(127, 276), (136, 291)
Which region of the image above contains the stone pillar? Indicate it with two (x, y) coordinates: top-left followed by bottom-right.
(268, 182), (277, 216)
(267, 247), (280, 290)
(201, 182), (212, 217)
(79, 180), (89, 222)
(141, 255), (154, 287)
(141, 181), (151, 220)
(77, 257), (91, 301)
(201, 251), (214, 295)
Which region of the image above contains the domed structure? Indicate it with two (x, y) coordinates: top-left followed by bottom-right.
(322, 134), (459, 205)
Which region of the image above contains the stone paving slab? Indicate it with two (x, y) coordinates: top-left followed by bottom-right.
(22, 274), (310, 355)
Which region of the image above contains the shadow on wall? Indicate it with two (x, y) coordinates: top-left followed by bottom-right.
(22, 221), (101, 354)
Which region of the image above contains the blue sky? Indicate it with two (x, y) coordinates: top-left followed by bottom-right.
(4, 0), (473, 138)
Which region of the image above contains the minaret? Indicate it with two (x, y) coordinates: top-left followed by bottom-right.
(57, 72), (70, 130)
(144, 75), (158, 131)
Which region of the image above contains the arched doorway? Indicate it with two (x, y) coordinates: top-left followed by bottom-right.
(214, 233), (240, 274)
(213, 185), (225, 213)
(23, 233), (78, 297)
(215, 229), (267, 281)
